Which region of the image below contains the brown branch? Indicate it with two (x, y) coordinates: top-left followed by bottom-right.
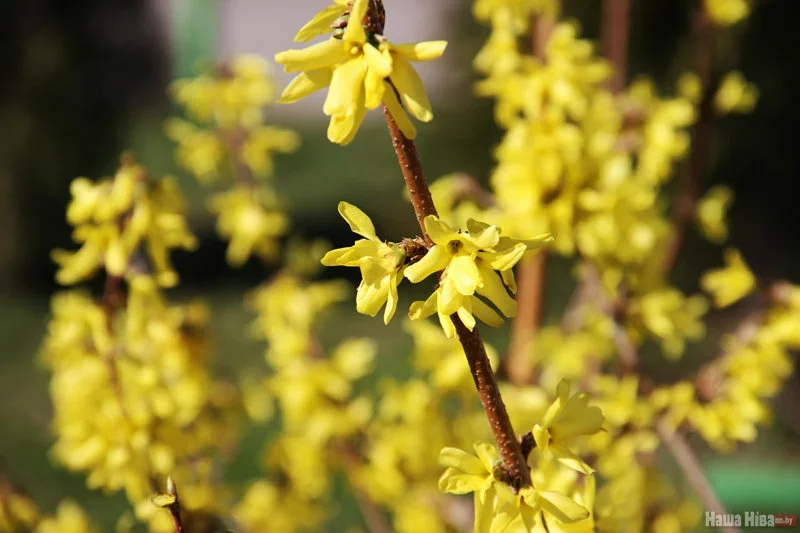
(382, 105), (438, 246)
(532, 14), (556, 57)
(454, 317), (532, 489)
(656, 420), (739, 533)
(602, 0), (632, 94)
(353, 489), (392, 533)
(382, 106), (531, 490)
(506, 254), (546, 385)
(663, 5), (715, 273)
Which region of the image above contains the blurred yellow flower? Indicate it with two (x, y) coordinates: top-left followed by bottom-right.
(715, 71), (758, 114)
(696, 185), (734, 243)
(532, 380), (605, 474)
(208, 186), (288, 267)
(701, 248), (756, 308)
(705, 0), (750, 27)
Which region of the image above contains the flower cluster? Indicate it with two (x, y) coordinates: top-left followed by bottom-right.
(0, 476), (98, 533)
(322, 202), (551, 337)
(275, 0), (447, 144)
(166, 56), (298, 266)
(52, 157), (196, 288)
(42, 162), (238, 531)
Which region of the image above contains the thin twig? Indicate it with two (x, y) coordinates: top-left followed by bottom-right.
(663, 4), (715, 273)
(382, 105), (531, 490)
(602, 0), (632, 93)
(506, 254), (546, 385)
(353, 489), (392, 533)
(382, 104), (438, 246)
(656, 420), (739, 533)
(454, 316), (532, 489)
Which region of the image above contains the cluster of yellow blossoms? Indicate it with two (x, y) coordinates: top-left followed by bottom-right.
(274, 0), (446, 144)
(166, 55), (299, 267)
(12, 1), (794, 533)
(0, 477), (97, 533)
(41, 159), (239, 531)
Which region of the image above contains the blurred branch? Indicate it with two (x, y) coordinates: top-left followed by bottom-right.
(505, 13), (557, 386)
(602, 0), (632, 93)
(657, 420), (739, 533)
(664, 4), (716, 273)
(507, 254), (547, 385)
(353, 489), (392, 533)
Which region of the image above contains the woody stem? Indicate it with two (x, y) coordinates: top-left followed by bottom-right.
(382, 105), (531, 489)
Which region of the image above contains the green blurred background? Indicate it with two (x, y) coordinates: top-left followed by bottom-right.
(1, 0), (799, 530)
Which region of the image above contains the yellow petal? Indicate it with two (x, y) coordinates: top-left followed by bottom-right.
(392, 41), (448, 62)
(439, 447), (485, 474)
(537, 491), (589, 524)
(343, 0), (368, 43)
(476, 265), (516, 318)
(278, 69), (333, 103)
(294, 4), (347, 42)
(448, 254), (482, 295)
(324, 57), (367, 116)
(392, 41), (447, 61)
(423, 215), (456, 246)
(364, 70), (386, 109)
(327, 98), (367, 145)
(364, 43), (393, 77)
(404, 245), (449, 283)
(389, 54), (434, 122)
(472, 297), (504, 327)
(337, 201), (377, 240)
(382, 84), (417, 138)
(275, 39), (347, 73)
(384, 274), (400, 325)
(409, 293), (438, 321)
(456, 303), (476, 331)
(549, 443), (595, 474)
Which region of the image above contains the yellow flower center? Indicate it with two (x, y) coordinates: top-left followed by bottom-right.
(447, 240), (463, 254)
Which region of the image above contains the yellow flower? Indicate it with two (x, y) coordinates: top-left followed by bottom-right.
(170, 54), (275, 129)
(240, 126), (300, 179)
(715, 71), (758, 114)
(704, 0), (750, 26)
(438, 444), (589, 533)
(208, 186), (288, 267)
(404, 215), (551, 338)
(636, 289), (708, 359)
(275, 0), (447, 144)
(293, 0), (349, 42)
(53, 166), (197, 288)
(701, 248), (756, 308)
(321, 202), (407, 324)
(35, 501), (96, 533)
(696, 185), (734, 243)
(532, 380), (604, 474)
(164, 118), (225, 182)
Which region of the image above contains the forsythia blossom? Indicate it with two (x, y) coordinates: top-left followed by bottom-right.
(700, 248), (756, 308)
(275, 0), (447, 144)
(321, 202), (408, 324)
(405, 216), (551, 338)
(531, 380), (605, 474)
(696, 185), (734, 243)
(52, 159), (197, 288)
(439, 443), (589, 533)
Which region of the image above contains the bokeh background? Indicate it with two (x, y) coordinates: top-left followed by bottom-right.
(1, 0), (799, 530)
